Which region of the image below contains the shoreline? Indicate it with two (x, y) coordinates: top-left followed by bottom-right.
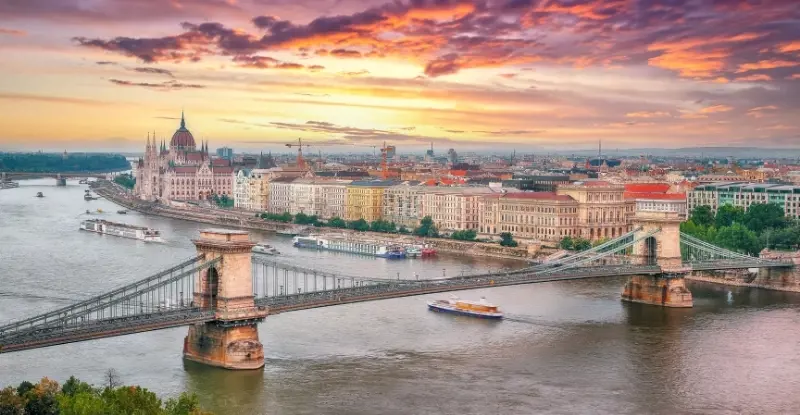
(90, 180), (534, 263)
(685, 274), (800, 293)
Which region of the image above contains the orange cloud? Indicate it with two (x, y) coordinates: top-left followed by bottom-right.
(736, 74), (772, 82)
(0, 28), (26, 36)
(648, 49), (728, 78)
(788, 74), (800, 80)
(699, 104), (733, 114)
(777, 41), (800, 54)
(626, 111), (671, 118)
(736, 60), (799, 73)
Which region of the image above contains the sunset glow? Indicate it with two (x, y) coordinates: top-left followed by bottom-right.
(0, 0), (798, 151)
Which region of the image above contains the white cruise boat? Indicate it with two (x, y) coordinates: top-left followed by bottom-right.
(252, 243), (280, 255)
(79, 219), (164, 243)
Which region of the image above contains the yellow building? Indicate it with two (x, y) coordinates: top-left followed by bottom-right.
(345, 180), (394, 222)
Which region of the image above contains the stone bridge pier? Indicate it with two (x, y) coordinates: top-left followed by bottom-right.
(621, 209), (693, 308)
(183, 229), (268, 370)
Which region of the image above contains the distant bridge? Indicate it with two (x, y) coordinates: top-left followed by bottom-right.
(0, 222), (791, 363)
(0, 171), (124, 185)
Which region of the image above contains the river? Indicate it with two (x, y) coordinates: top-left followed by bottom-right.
(2, 179), (800, 414)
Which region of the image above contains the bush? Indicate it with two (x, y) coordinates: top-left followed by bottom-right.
(450, 229), (477, 241)
(499, 232), (518, 247)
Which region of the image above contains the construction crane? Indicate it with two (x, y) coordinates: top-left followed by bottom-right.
(345, 142), (391, 179)
(285, 138), (312, 169)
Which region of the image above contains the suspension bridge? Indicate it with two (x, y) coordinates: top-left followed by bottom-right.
(0, 212), (793, 369)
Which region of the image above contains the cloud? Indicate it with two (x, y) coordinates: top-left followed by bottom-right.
(736, 60), (799, 73)
(626, 111), (671, 118)
(109, 79), (205, 90)
(499, 73), (517, 79)
(0, 28), (25, 36)
(131, 67), (174, 77)
(699, 105), (734, 114)
(735, 74), (772, 82)
(472, 129), (544, 135)
(0, 92), (110, 106)
(232, 55), (316, 71)
(330, 48), (362, 58)
(340, 70), (370, 76)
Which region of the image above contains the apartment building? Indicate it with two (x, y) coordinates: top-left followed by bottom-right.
(556, 181), (629, 240)
(419, 187), (497, 231)
(382, 183), (425, 227)
(346, 180), (395, 222)
(233, 169), (252, 210)
(288, 178), (350, 218)
(478, 193), (579, 241)
(688, 182), (800, 219)
(267, 177), (297, 214)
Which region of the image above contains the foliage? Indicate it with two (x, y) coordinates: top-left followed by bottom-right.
(347, 219), (370, 232)
(0, 152), (130, 173)
(211, 194), (233, 208)
(573, 238), (591, 251)
(260, 212), (293, 223)
(714, 204), (745, 228)
(592, 237), (609, 247)
(450, 229), (477, 241)
(369, 219), (397, 233)
(113, 173), (136, 190)
(559, 236), (574, 250)
(1, 376), (212, 415)
(398, 226), (410, 234)
(689, 205), (715, 228)
(743, 203), (787, 233)
(499, 232), (518, 247)
(413, 216), (439, 237)
(293, 212), (319, 225)
(713, 223), (763, 255)
(326, 217), (347, 228)
(760, 225), (800, 250)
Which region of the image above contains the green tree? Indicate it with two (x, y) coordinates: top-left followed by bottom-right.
(24, 378), (60, 415)
(164, 393), (212, 415)
(15, 382), (34, 398)
(559, 236), (574, 250)
(714, 204), (745, 228)
(398, 225), (410, 234)
(326, 217), (347, 228)
(690, 205), (715, 228)
(680, 220), (711, 241)
(347, 219), (370, 232)
(499, 232), (518, 247)
(294, 213), (319, 225)
(101, 386), (162, 415)
(450, 229), (477, 241)
(413, 216), (439, 237)
(573, 238), (591, 251)
(61, 376), (93, 397)
(113, 173), (136, 190)
(744, 203), (787, 233)
(714, 223), (763, 255)
(58, 392), (107, 415)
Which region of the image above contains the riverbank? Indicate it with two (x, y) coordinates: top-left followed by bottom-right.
(91, 180), (537, 261)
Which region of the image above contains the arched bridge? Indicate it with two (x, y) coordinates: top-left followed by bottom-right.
(0, 226), (791, 364)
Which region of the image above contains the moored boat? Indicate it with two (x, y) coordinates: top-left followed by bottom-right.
(35, 192), (44, 198)
(293, 235), (407, 259)
(79, 219), (164, 243)
(252, 242), (280, 255)
(117, 210), (128, 214)
(427, 295), (503, 319)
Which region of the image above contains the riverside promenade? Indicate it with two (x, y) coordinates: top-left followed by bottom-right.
(91, 180), (539, 261)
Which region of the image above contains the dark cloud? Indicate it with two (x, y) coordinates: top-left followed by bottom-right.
(95, 61), (117, 65)
(330, 48), (362, 58)
(131, 67), (174, 77)
(109, 79), (205, 90)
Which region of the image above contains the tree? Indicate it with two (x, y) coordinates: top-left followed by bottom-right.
(101, 386), (162, 415)
(61, 376), (93, 397)
(690, 205), (715, 227)
(714, 204), (745, 228)
(104, 369), (121, 390)
(165, 393), (212, 415)
(744, 203), (787, 233)
(499, 232), (518, 247)
(0, 387), (23, 415)
(398, 225), (410, 234)
(24, 378), (60, 415)
(113, 173), (136, 190)
(347, 219), (370, 232)
(369, 219), (397, 233)
(326, 217), (347, 228)
(450, 229), (477, 241)
(714, 223), (763, 255)
(573, 238), (591, 251)
(294, 213), (319, 225)
(559, 236), (574, 250)
(15, 383), (34, 398)
(592, 237), (609, 247)
(413, 216), (439, 237)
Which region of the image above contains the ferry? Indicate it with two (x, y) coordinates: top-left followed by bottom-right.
(252, 242), (280, 255)
(79, 219), (164, 243)
(292, 235), (406, 259)
(35, 192), (44, 198)
(406, 245), (437, 258)
(427, 296), (503, 319)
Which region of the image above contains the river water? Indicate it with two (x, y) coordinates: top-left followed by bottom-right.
(1, 179), (800, 414)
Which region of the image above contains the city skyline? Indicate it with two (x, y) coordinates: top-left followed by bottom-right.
(1, 0), (798, 151)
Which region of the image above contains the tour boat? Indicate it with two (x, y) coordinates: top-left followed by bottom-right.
(35, 192), (44, 198)
(79, 219), (164, 243)
(293, 235), (407, 259)
(427, 295), (503, 319)
(117, 210), (128, 214)
(405, 245), (422, 258)
(252, 242), (280, 255)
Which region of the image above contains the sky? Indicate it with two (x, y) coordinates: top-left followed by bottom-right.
(0, 0), (798, 153)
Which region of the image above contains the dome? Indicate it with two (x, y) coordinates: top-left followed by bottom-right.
(170, 111), (196, 150)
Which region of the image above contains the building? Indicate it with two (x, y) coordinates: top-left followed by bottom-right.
(479, 192), (579, 240)
(556, 181), (628, 240)
(346, 180), (395, 222)
(688, 182), (800, 219)
(233, 169), (252, 210)
(382, 183), (424, 227)
(286, 178), (351, 218)
(503, 175), (571, 192)
(216, 147), (233, 160)
(134, 112), (233, 201)
(419, 187), (497, 232)
(267, 177), (297, 214)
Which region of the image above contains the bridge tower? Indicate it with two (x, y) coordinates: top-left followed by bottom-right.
(183, 229), (268, 370)
(622, 201), (693, 307)
(55, 173), (67, 186)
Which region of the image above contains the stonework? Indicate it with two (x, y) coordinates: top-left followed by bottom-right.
(184, 229), (268, 370)
(621, 275), (693, 308)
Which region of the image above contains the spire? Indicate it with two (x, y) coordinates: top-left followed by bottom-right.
(180, 110), (186, 129)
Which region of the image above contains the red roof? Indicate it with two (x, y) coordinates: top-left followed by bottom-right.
(624, 183), (671, 193)
(503, 192), (575, 201)
(213, 167), (233, 174)
(626, 192), (686, 200)
(174, 166), (198, 174)
(450, 170), (467, 177)
(186, 152), (204, 161)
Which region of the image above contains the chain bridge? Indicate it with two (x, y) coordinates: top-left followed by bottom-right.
(0, 216), (793, 368)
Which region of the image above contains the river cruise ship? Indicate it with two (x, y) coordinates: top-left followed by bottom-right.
(427, 296), (503, 319)
(79, 219), (164, 243)
(292, 235), (406, 259)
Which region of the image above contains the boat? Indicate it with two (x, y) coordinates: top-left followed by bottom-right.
(252, 242), (280, 255)
(79, 219), (164, 243)
(78, 179), (88, 184)
(422, 247), (437, 257)
(35, 192), (44, 198)
(427, 295), (503, 319)
(292, 235), (407, 259)
(406, 245), (422, 258)
(117, 210), (128, 214)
